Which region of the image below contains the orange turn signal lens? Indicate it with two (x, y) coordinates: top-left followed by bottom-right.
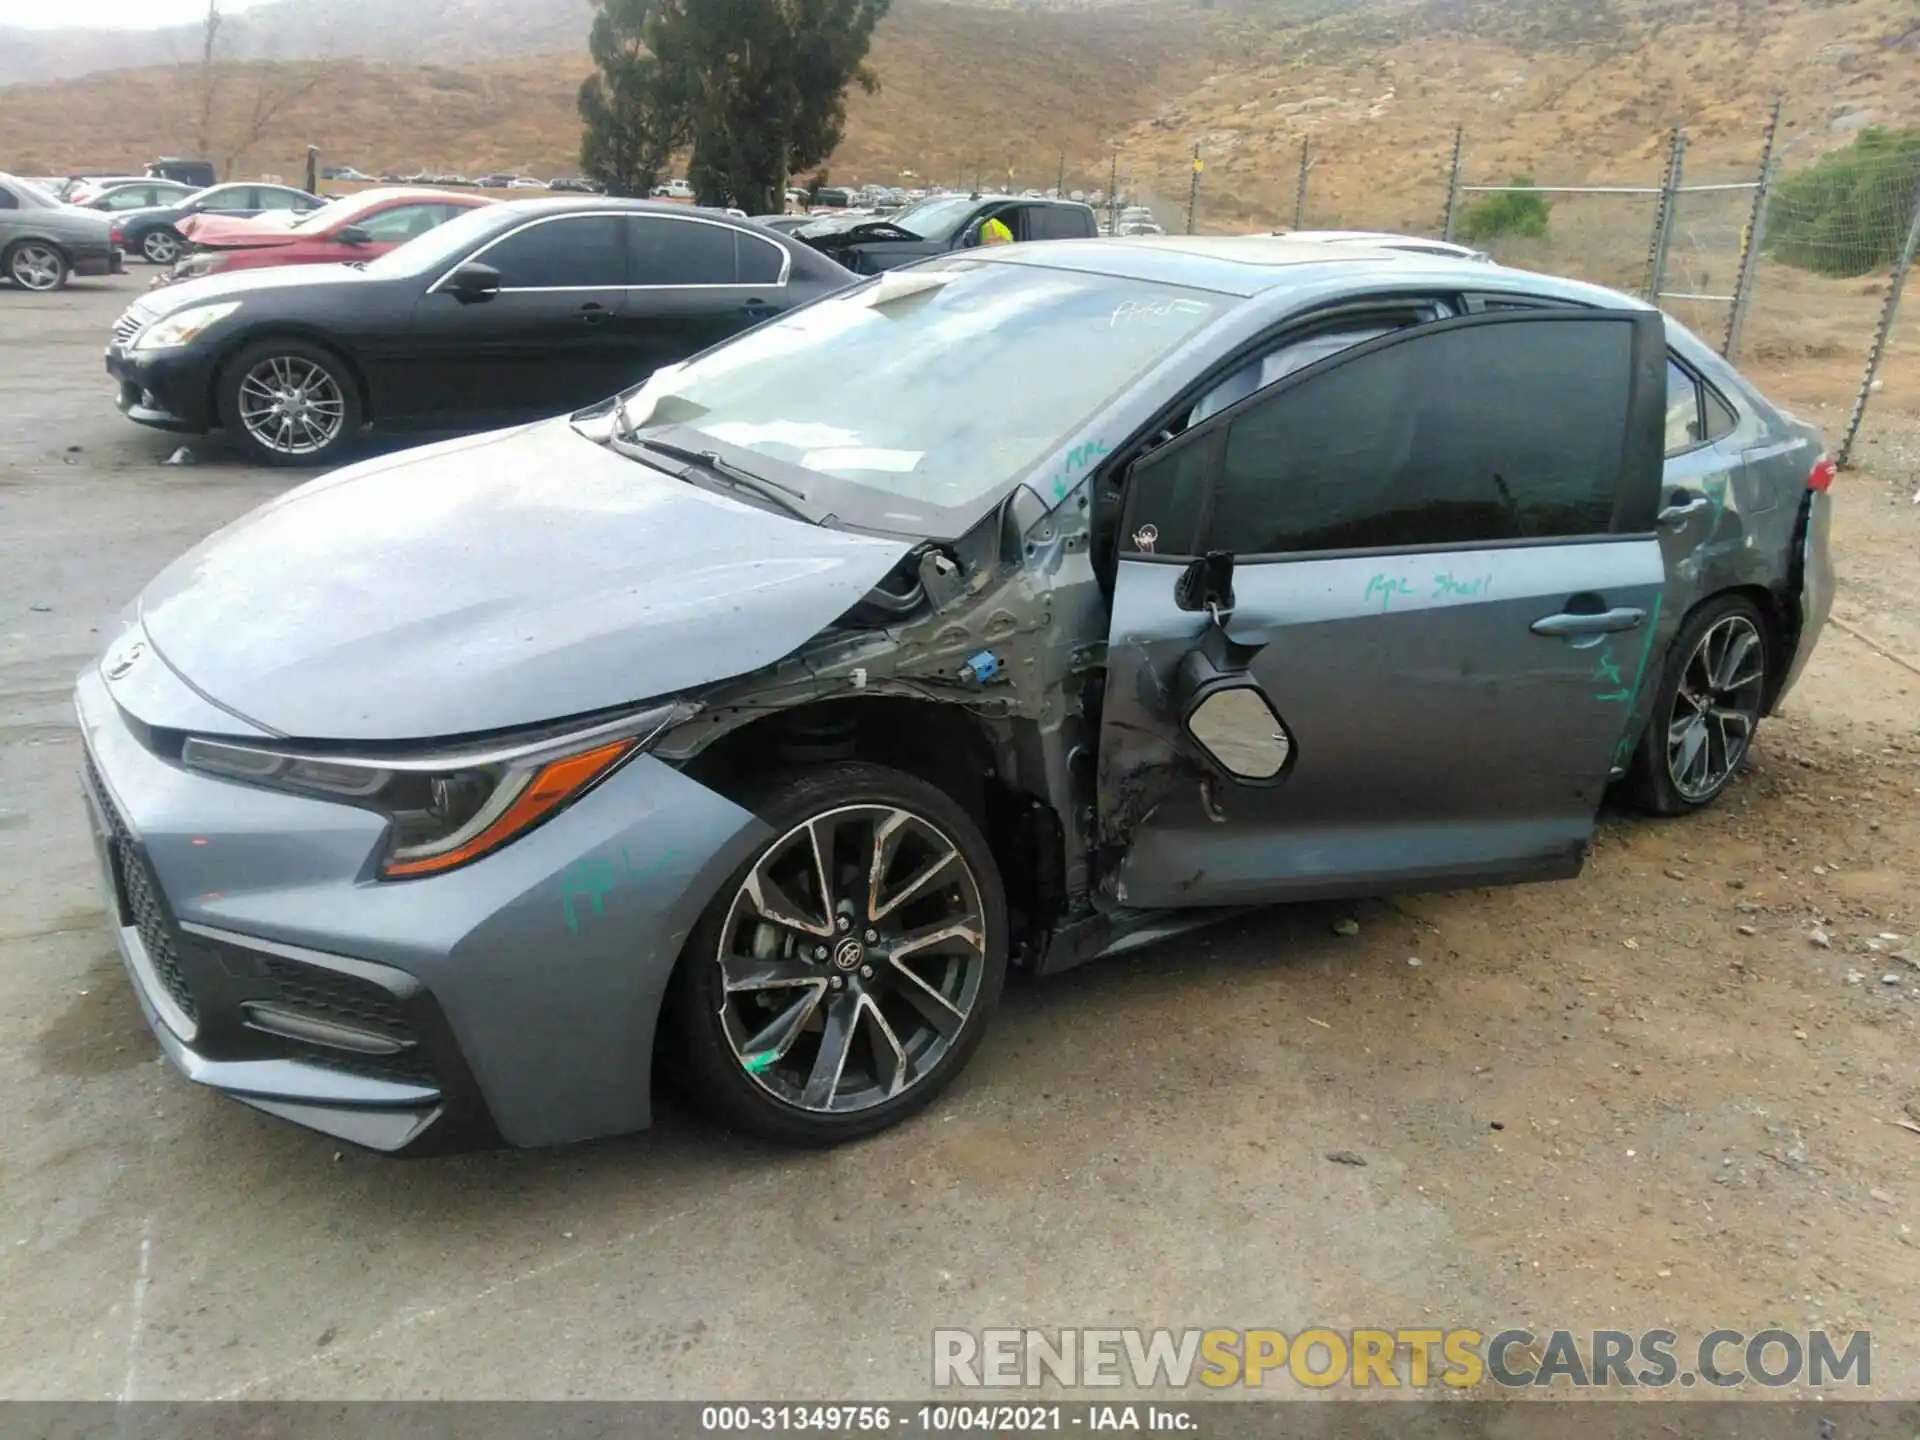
(381, 738), (637, 878)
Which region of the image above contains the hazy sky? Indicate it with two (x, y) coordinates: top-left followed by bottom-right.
(0, 0), (268, 27)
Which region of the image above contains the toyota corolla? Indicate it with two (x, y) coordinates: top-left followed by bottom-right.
(77, 238), (1832, 1153)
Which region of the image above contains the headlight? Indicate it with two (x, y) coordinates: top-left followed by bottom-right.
(131, 300), (241, 351)
(179, 703), (691, 878)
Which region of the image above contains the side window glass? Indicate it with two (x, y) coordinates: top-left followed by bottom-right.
(1703, 385), (1739, 442)
(358, 204), (441, 242)
(737, 231), (785, 284)
(1207, 317), (1631, 555)
(200, 187), (253, 211)
(0, 186), (17, 211)
(1664, 358), (1703, 454)
(1122, 436), (1213, 557)
(630, 217), (738, 285)
(1189, 324), (1398, 427)
(482, 216), (627, 289)
(255, 188), (304, 210)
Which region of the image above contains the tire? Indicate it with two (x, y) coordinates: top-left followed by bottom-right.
(140, 228), (181, 265)
(5, 240), (69, 292)
(666, 761), (1009, 1145)
(216, 338), (363, 468)
(1620, 593), (1770, 814)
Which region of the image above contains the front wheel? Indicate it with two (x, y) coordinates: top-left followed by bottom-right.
(216, 339), (362, 467)
(6, 241), (69, 291)
(668, 762), (1009, 1145)
(1621, 594), (1770, 814)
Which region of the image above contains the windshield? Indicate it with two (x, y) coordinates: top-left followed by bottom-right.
(361, 204), (502, 278)
(614, 258), (1227, 533)
(289, 195), (366, 229)
(886, 196), (977, 240)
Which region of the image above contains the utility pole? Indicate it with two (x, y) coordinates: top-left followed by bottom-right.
(1108, 146), (1119, 235)
(1057, 152), (1066, 197)
(1722, 98), (1781, 360)
(1185, 143), (1201, 235)
(1441, 124), (1464, 242)
(1292, 138), (1311, 229)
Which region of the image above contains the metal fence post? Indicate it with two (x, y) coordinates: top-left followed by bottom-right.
(1642, 128), (1684, 302)
(1723, 99), (1782, 360)
(1441, 124), (1464, 242)
(1186, 143), (1201, 235)
(1837, 180), (1920, 469)
(1292, 138), (1310, 229)
(1108, 147), (1119, 235)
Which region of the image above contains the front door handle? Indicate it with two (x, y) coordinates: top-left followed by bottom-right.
(1531, 607), (1647, 638)
(1658, 493), (1712, 528)
(578, 301), (610, 326)
(740, 298), (776, 319)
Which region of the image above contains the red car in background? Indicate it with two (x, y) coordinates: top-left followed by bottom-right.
(158, 188), (492, 286)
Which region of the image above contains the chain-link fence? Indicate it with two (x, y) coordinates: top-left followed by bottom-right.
(1062, 113), (1920, 469)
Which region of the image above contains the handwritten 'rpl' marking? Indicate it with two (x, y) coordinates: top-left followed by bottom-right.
(560, 848), (676, 933)
(1364, 573), (1418, 611)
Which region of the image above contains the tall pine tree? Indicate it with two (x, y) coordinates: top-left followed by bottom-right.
(578, 0), (891, 215)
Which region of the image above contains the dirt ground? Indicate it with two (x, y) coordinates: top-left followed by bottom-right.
(0, 273), (1916, 1401)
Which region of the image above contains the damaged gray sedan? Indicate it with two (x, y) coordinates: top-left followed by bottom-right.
(77, 237), (1833, 1152)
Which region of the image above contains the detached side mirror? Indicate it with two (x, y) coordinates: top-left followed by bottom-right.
(1182, 680), (1293, 784)
(445, 260), (501, 301)
(335, 224), (372, 245)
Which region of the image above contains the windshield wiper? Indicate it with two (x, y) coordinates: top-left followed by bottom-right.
(621, 434), (827, 524)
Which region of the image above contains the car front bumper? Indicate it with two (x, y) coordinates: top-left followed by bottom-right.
(105, 344), (216, 433)
(75, 661), (771, 1152)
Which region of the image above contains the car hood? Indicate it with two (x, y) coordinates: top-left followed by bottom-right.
(178, 213), (304, 246)
(132, 420), (914, 742)
(139, 260), (374, 313)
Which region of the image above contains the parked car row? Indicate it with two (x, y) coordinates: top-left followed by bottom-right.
(0, 172), (124, 290)
(82, 221), (1834, 1156)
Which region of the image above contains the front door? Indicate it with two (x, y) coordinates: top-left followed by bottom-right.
(394, 213), (634, 423)
(1098, 309), (1670, 909)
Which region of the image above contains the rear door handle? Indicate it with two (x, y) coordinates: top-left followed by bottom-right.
(1531, 607), (1646, 638)
(740, 298), (777, 319)
(1658, 493), (1712, 528)
(578, 301), (610, 325)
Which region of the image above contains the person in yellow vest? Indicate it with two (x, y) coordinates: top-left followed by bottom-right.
(979, 214), (1014, 246)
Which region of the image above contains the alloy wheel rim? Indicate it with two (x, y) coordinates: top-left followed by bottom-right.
(237, 356), (347, 456)
(11, 244), (61, 290)
(716, 803), (987, 1115)
(144, 232), (179, 263)
(1666, 614), (1765, 802)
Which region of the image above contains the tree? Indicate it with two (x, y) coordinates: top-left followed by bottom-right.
(1764, 127), (1920, 278)
(1458, 176), (1551, 243)
(577, 0), (689, 197)
(577, 0), (891, 215)
(175, 0), (333, 180)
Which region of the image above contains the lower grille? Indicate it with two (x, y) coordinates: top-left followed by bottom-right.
(111, 309), (146, 346)
(259, 957), (416, 1046)
(86, 754), (197, 1024)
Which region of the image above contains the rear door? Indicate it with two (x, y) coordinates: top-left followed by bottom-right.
(394, 212), (632, 423)
(1098, 308), (1669, 908)
(622, 213), (780, 385)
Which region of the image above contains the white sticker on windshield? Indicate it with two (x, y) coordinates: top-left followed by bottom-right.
(800, 448), (924, 474)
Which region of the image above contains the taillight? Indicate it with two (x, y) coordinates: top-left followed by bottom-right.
(1808, 455), (1837, 493)
(110, 226), (125, 246)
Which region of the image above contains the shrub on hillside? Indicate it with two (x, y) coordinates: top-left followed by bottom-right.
(1458, 177), (1551, 243)
(1764, 127), (1920, 278)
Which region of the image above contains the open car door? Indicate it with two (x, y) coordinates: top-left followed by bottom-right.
(1094, 308), (1670, 910)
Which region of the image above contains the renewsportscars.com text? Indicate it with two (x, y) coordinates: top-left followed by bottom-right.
(932, 1328), (1871, 1390)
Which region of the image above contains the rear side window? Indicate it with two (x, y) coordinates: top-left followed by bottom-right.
(0, 187), (16, 211)
(484, 215), (628, 288)
(1029, 206), (1091, 240)
(1664, 359), (1703, 453)
(255, 188), (307, 210)
(1704, 384), (1739, 441)
(738, 231), (786, 284)
(1132, 316), (1634, 556)
(630, 216), (738, 285)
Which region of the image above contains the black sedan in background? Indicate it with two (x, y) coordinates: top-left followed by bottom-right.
(106, 199), (855, 466)
(113, 182), (326, 266)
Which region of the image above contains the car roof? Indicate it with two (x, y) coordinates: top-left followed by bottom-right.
(978, 234), (1655, 309)
(329, 186), (493, 211)
(484, 196), (751, 220)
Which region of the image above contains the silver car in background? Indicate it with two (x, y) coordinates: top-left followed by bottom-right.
(77, 238), (1831, 1154)
(0, 173), (123, 291)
